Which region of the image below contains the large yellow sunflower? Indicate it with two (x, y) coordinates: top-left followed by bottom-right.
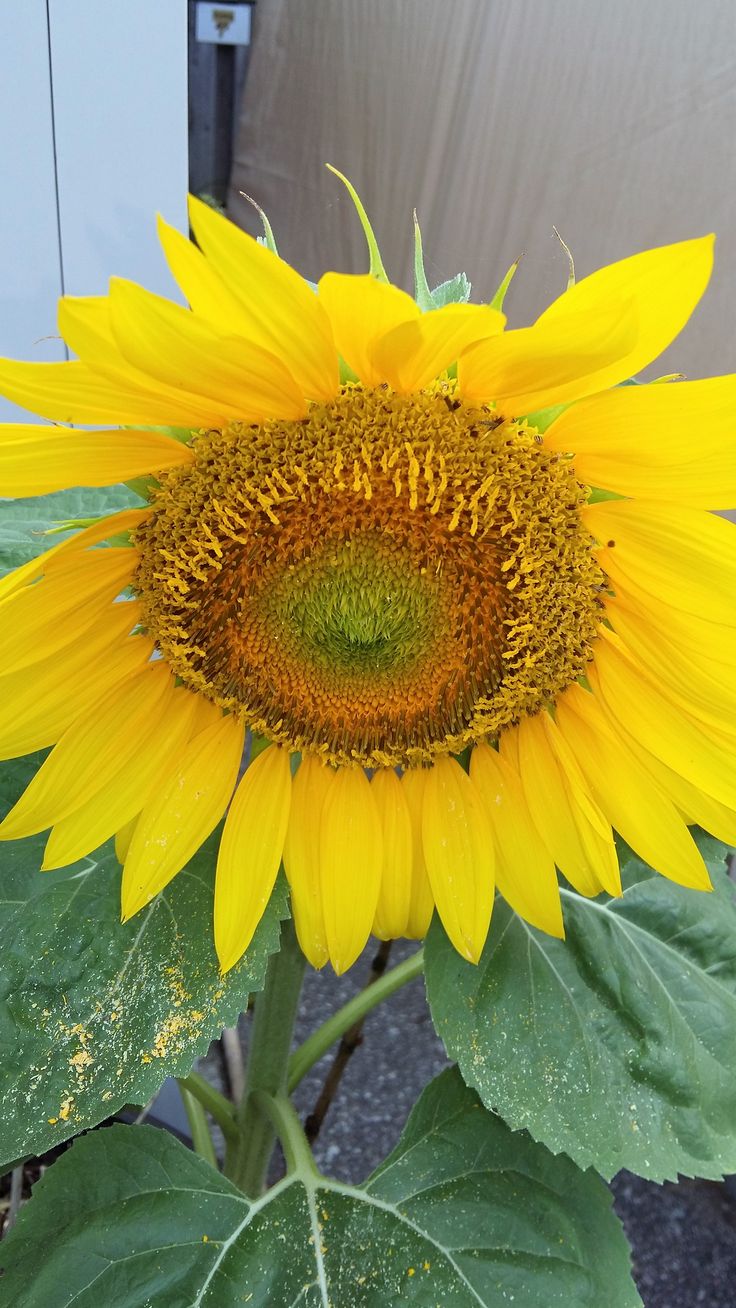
(0, 194), (733, 975)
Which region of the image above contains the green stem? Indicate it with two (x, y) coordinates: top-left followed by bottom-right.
(225, 917), (306, 1195)
(252, 1091), (320, 1179)
(288, 947), (424, 1094)
(178, 1071), (239, 1144)
(178, 1081), (218, 1168)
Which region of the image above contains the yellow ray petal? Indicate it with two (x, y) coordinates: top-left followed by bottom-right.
(215, 746), (292, 973)
(0, 424), (192, 498)
(371, 767), (414, 940)
(556, 684), (711, 890)
(510, 715), (621, 898)
(589, 630), (736, 809)
(0, 507), (148, 604)
(537, 235), (714, 381)
(544, 375), (736, 508)
(318, 273), (419, 388)
(121, 713), (245, 919)
(602, 574), (736, 675)
(319, 765), (383, 975)
(458, 298), (637, 414)
(0, 356), (219, 428)
(400, 769), (435, 939)
(0, 548), (136, 675)
(619, 731), (736, 847)
(585, 500), (736, 628)
(0, 619), (150, 760)
(421, 755), (494, 963)
(370, 303), (505, 393)
(157, 214), (258, 334)
(605, 595), (736, 724)
(108, 278), (307, 422)
(0, 661), (174, 839)
(115, 814), (139, 866)
(43, 686), (200, 869)
(470, 744), (563, 937)
(282, 754), (331, 969)
(188, 195), (338, 403)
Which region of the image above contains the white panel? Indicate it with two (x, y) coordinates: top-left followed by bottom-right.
(0, 0), (65, 422)
(48, 0), (189, 299)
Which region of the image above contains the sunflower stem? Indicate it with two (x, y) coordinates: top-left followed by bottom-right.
(287, 947), (424, 1093)
(178, 1081), (218, 1169)
(225, 916), (306, 1196)
(178, 1070), (239, 1144)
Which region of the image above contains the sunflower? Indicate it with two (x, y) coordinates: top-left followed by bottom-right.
(0, 191), (733, 976)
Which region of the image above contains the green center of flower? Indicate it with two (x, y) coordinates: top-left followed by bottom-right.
(133, 386), (606, 766)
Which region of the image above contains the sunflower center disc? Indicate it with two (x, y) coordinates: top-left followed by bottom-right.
(134, 387), (606, 766)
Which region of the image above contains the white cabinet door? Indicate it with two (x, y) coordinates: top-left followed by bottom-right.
(0, 0), (188, 422)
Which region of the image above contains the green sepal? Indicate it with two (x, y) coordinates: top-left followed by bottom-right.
(326, 163), (389, 282)
(490, 257), (520, 311)
(240, 190), (279, 255)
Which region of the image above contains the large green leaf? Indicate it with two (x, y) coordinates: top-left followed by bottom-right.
(425, 834), (736, 1182)
(0, 484), (143, 574)
(0, 753), (286, 1171)
(0, 1068), (640, 1307)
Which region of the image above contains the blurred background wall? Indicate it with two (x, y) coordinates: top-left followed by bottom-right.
(227, 0), (736, 380)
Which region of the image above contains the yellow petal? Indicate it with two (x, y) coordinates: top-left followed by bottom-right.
(0, 623), (152, 761)
(0, 662), (174, 839)
(371, 767), (414, 939)
(589, 630), (736, 809)
(188, 195), (338, 402)
(556, 684), (711, 890)
(370, 303), (505, 393)
(43, 687), (200, 869)
(510, 715), (621, 898)
(400, 769), (435, 938)
(157, 214), (258, 335)
(115, 815), (139, 866)
(458, 298), (637, 414)
(584, 500), (736, 627)
(0, 424), (192, 498)
(537, 235), (714, 382)
(0, 504), (148, 606)
(319, 766), (383, 975)
(215, 746), (292, 973)
(0, 548), (136, 675)
(108, 278), (307, 422)
(544, 375), (736, 508)
(421, 755), (494, 963)
(0, 507), (148, 604)
(318, 273), (419, 387)
(0, 357), (218, 428)
(619, 732), (736, 847)
(470, 744), (563, 937)
(605, 594), (736, 725)
(121, 713), (245, 918)
(282, 754), (331, 968)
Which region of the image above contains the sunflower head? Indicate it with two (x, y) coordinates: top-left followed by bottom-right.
(0, 177), (728, 978)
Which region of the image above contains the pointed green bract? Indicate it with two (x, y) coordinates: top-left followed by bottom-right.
(326, 163), (389, 281)
(413, 211), (435, 311)
(1, 1069), (641, 1307)
(490, 257), (520, 311)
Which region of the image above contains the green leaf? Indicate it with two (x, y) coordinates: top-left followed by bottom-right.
(425, 833), (736, 1182)
(0, 484), (143, 575)
(0, 753), (287, 1171)
(430, 272), (472, 307)
(1, 1068), (641, 1306)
